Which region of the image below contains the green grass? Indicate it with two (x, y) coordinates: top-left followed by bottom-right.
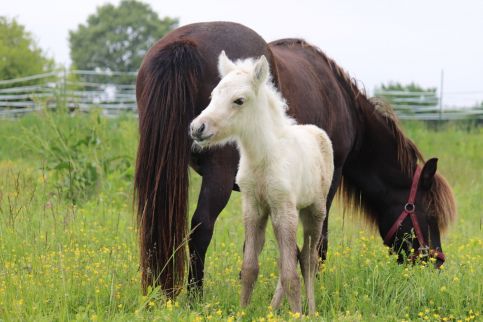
(0, 111), (481, 321)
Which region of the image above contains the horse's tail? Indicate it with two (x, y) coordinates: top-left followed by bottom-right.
(134, 40), (202, 297)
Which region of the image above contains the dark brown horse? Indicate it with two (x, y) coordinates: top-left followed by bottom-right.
(134, 21), (456, 298)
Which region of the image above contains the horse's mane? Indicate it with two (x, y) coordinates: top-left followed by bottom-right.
(271, 39), (455, 232)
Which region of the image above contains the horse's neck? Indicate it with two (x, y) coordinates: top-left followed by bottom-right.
(346, 103), (413, 200)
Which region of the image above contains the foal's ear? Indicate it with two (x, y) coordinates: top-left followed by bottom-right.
(420, 158), (438, 190)
(252, 55), (269, 88)
(218, 51), (236, 77)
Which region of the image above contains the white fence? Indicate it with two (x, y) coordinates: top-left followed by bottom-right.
(0, 70), (137, 117)
(374, 89), (483, 121)
(1, 70), (482, 120)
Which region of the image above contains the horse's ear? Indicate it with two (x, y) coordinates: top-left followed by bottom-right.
(420, 158), (438, 190)
(252, 55), (269, 88)
(218, 51), (236, 77)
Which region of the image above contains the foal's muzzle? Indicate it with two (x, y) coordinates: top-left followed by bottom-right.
(190, 122), (212, 143)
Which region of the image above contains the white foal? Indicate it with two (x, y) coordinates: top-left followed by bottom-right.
(190, 51), (334, 314)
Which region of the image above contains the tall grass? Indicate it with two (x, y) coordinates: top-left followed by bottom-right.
(0, 111), (481, 321)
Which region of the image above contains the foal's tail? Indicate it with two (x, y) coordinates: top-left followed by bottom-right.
(134, 40), (203, 297)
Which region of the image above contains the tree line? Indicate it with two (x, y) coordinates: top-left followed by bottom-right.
(1, 0), (176, 82)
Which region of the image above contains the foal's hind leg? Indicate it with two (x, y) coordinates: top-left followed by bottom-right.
(240, 198), (268, 307)
(300, 205), (325, 315)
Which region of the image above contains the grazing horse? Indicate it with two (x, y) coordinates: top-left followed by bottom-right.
(189, 52), (334, 313)
(134, 21), (456, 298)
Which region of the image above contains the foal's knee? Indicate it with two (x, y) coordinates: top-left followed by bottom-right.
(241, 264), (259, 283)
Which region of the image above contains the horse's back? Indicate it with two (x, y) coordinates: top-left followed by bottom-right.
(138, 22), (275, 113)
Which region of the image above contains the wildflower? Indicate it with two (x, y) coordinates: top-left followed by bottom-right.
(289, 311), (301, 319)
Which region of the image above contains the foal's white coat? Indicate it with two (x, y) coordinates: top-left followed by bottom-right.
(190, 52), (334, 314)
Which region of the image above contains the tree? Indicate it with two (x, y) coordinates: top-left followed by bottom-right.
(374, 82), (439, 114)
(69, 0), (177, 76)
(0, 17), (53, 81)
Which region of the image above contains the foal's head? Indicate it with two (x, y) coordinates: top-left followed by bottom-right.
(190, 51), (273, 147)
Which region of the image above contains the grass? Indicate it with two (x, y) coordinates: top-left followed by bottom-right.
(0, 110), (481, 321)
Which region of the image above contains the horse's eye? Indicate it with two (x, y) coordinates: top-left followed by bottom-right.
(233, 98), (245, 106)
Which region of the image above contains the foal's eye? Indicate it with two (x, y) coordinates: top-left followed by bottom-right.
(233, 98), (245, 106)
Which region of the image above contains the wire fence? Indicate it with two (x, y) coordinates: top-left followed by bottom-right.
(1, 70), (482, 120)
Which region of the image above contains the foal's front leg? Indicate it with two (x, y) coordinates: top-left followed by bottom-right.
(240, 198), (268, 307)
(271, 203), (301, 313)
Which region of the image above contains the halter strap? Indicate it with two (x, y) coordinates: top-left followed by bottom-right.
(384, 166), (422, 245)
(383, 166), (446, 264)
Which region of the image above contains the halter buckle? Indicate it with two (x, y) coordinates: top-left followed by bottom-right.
(417, 245), (430, 258)
(404, 203), (415, 213)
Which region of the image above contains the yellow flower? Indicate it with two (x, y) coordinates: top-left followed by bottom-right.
(166, 299), (173, 310)
(290, 312), (301, 319)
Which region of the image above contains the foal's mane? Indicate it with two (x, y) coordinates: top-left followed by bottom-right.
(271, 39), (455, 232)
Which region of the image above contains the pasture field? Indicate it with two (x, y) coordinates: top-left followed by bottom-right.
(0, 109), (481, 321)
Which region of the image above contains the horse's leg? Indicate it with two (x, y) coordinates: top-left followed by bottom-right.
(271, 203), (301, 313)
(271, 247), (301, 310)
(187, 161), (237, 297)
(319, 168), (343, 261)
(270, 278), (284, 310)
(300, 205), (325, 315)
(240, 199), (268, 307)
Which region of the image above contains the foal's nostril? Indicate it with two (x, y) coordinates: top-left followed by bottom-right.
(190, 122), (206, 140)
(198, 123), (205, 135)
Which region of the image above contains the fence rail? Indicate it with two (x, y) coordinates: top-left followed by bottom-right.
(0, 69), (137, 117)
(1, 70), (482, 120)
(374, 88), (483, 120)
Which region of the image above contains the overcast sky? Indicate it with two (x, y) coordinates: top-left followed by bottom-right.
(3, 0), (483, 106)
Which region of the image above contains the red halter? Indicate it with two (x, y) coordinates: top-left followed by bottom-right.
(384, 166), (445, 263)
